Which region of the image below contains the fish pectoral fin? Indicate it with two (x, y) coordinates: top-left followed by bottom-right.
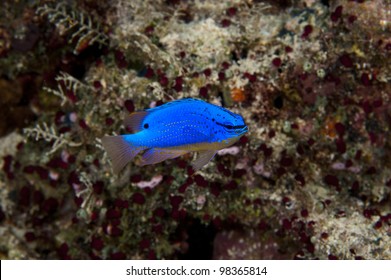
(123, 111), (149, 132)
(191, 150), (216, 171)
(101, 135), (143, 174)
(140, 148), (187, 166)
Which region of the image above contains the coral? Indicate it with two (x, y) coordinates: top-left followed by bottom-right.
(36, 3), (109, 55)
(24, 122), (82, 156)
(0, 0), (390, 260)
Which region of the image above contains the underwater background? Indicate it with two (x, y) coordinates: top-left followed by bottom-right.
(0, 0), (390, 259)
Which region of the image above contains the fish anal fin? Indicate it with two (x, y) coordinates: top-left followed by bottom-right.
(123, 111), (149, 132)
(140, 148), (187, 166)
(101, 135), (143, 174)
(192, 150), (216, 171)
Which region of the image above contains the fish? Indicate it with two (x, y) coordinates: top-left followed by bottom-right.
(101, 98), (248, 174)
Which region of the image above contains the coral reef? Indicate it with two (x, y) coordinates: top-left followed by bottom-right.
(0, 0), (390, 259)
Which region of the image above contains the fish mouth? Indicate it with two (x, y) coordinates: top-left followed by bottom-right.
(236, 125), (248, 135)
(217, 121), (248, 135)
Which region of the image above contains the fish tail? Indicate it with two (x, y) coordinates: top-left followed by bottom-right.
(101, 135), (143, 174)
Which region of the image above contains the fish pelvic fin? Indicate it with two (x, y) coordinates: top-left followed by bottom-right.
(123, 111), (149, 132)
(140, 148), (187, 166)
(191, 150), (216, 171)
(101, 135), (143, 174)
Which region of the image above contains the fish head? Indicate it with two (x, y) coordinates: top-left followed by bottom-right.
(214, 108), (248, 140)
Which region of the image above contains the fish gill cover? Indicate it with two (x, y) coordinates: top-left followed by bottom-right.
(0, 0), (390, 260)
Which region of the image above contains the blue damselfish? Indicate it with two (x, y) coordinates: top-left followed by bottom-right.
(102, 98), (248, 174)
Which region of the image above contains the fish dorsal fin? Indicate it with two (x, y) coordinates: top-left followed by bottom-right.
(140, 148), (187, 166)
(124, 111), (148, 132)
(192, 150), (216, 171)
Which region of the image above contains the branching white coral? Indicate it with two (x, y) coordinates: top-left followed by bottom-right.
(24, 122), (81, 156)
(36, 3), (108, 54)
(42, 86), (68, 107)
(43, 72), (91, 106)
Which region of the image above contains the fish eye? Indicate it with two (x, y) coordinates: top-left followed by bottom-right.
(144, 123), (149, 129)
